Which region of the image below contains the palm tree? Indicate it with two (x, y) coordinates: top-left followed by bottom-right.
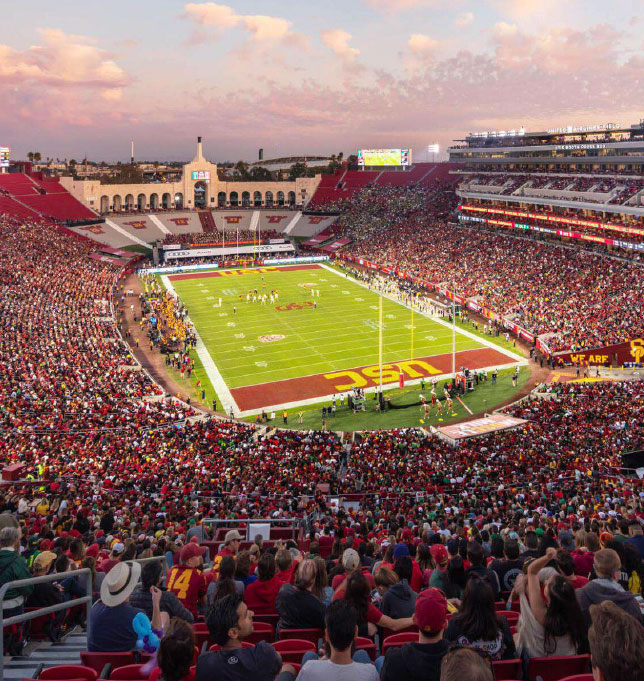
(27, 152), (34, 162)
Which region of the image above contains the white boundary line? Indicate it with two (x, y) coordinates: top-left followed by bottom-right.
(283, 213), (302, 235)
(105, 219), (150, 248)
(164, 262), (528, 417)
(149, 214), (171, 235)
(161, 274), (240, 415)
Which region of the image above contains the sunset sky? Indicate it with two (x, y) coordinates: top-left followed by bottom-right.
(1, 0), (643, 163)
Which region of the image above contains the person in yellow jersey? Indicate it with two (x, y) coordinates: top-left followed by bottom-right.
(166, 542), (207, 619)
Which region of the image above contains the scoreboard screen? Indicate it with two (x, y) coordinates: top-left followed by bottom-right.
(357, 148), (411, 167)
(0, 147), (9, 168)
(192, 170), (210, 181)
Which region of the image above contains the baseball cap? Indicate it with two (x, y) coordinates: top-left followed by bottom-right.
(224, 530), (243, 544)
(180, 542), (207, 563)
(112, 542), (125, 555)
(393, 543), (410, 560)
(430, 544), (448, 567)
(342, 548), (360, 570)
(414, 588), (447, 633)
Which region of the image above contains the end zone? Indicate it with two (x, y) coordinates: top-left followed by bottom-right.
(232, 346), (523, 415)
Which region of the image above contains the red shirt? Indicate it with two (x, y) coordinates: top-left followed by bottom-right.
(243, 576), (282, 614)
(166, 565), (207, 617)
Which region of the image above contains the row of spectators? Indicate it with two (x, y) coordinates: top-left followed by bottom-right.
(460, 173), (644, 205)
(161, 229), (282, 246)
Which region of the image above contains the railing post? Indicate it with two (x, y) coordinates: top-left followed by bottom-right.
(85, 566), (92, 641)
(0, 596), (5, 681)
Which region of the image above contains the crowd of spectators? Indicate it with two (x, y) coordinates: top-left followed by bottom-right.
(324, 184), (644, 352)
(1, 212), (644, 679)
(161, 229), (282, 246)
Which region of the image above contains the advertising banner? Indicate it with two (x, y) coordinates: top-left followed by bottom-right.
(554, 338), (644, 366)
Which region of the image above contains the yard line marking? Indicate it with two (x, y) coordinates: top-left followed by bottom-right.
(457, 396), (473, 415)
(319, 263), (526, 365)
(161, 274), (239, 415)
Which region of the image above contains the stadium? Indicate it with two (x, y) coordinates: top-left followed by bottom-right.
(1, 4), (644, 681)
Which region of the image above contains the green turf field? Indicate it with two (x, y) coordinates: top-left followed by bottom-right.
(164, 264), (486, 391)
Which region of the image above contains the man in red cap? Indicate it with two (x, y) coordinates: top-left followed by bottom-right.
(378, 588), (450, 681)
(166, 542), (207, 618)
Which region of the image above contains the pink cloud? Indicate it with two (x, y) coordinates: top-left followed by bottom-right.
(407, 33), (440, 56)
(321, 29), (360, 61)
(0, 28), (129, 94)
(183, 2), (308, 49)
(455, 12), (474, 27)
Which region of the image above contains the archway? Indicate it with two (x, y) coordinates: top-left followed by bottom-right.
(149, 193), (159, 210)
(137, 193), (146, 210)
(242, 191), (250, 207)
(230, 191), (239, 207)
(253, 190), (262, 207)
(174, 193), (183, 209)
(125, 194), (134, 210)
(288, 191), (296, 206)
(100, 195), (109, 213)
(112, 195), (122, 212)
(277, 191), (285, 206)
(194, 181), (208, 209)
(218, 191), (227, 207)
(162, 193), (171, 209)
(265, 191), (274, 207)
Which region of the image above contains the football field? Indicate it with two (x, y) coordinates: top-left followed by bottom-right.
(162, 263), (522, 415)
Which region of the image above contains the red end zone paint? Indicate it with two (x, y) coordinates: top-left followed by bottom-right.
(168, 264), (322, 281)
(231, 347), (517, 412)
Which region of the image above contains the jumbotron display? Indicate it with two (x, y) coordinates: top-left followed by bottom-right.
(0, 147), (9, 168)
(357, 148), (411, 166)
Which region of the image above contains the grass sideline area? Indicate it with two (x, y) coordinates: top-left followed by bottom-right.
(156, 262), (527, 423)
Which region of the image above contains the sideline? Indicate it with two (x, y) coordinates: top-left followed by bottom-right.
(161, 275), (239, 415)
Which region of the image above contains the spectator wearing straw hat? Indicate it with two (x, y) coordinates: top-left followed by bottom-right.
(88, 561), (146, 652)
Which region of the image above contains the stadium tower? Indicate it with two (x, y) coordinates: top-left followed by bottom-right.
(448, 120), (644, 253)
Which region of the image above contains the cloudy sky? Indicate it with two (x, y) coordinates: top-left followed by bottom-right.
(1, 0), (643, 162)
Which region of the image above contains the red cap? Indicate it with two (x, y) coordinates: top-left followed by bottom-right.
(180, 542), (206, 563)
(430, 544), (448, 567)
(414, 588), (447, 632)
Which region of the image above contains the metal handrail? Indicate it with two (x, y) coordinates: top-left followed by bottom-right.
(0, 568), (92, 679)
(0, 555), (167, 678)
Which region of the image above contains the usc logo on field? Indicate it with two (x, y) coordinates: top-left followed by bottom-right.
(630, 338), (644, 363)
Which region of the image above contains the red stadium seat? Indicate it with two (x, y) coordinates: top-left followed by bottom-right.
(80, 653), (136, 675)
(278, 628), (323, 645)
(108, 664), (148, 679)
(381, 632), (418, 655)
(253, 613), (280, 630)
(246, 621), (275, 644)
(497, 610), (520, 626)
(558, 676), (594, 681)
(272, 639), (316, 663)
(39, 666), (98, 681)
(527, 654), (591, 681)
(492, 658), (522, 680)
(355, 636), (377, 661)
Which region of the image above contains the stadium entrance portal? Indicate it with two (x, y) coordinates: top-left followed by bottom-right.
(194, 181), (208, 208)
